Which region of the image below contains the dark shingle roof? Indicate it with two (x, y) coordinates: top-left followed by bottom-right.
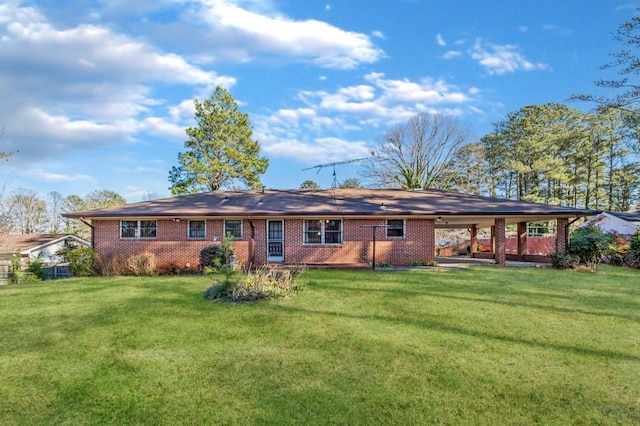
(608, 211), (640, 225)
(63, 189), (597, 228)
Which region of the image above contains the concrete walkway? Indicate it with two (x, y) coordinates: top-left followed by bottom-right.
(436, 256), (550, 268)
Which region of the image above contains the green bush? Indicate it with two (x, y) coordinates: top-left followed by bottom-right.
(199, 236), (234, 270)
(630, 229), (640, 266)
(549, 252), (579, 269)
(569, 227), (610, 272)
(27, 255), (46, 280)
(59, 247), (97, 277)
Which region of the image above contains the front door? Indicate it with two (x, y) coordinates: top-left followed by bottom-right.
(267, 220), (284, 262)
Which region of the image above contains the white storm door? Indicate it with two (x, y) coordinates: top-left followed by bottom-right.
(267, 220), (284, 262)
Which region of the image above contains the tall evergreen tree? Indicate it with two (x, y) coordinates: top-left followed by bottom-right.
(169, 87), (269, 195)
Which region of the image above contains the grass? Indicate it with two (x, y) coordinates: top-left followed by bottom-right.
(0, 265), (638, 425)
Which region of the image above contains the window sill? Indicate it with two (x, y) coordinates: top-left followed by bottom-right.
(120, 238), (158, 240)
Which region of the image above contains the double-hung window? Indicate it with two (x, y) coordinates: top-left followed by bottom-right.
(304, 219), (342, 244)
(121, 220), (157, 239)
(188, 220), (206, 239)
(224, 220), (242, 238)
(386, 219), (405, 238)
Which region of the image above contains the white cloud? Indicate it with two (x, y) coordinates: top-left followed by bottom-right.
(443, 50), (461, 59)
(436, 33), (446, 46)
(371, 30), (385, 39)
(470, 39), (548, 75)
(365, 73), (470, 105)
(263, 137), (370, 163)
(253, 71), (479, 164)
(141, 117), (185, 140)
(169, 99), (197, 123)
(0, 2), (227, 162)
(15, 168), (97, 183)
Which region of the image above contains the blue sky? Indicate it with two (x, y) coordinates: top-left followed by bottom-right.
(0, 0), (638, 201)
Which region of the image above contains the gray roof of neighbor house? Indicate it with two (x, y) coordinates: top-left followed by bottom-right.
(608, 211), (640, 225)
(63, 189), (598, 229)
(0, 234), (87, 254)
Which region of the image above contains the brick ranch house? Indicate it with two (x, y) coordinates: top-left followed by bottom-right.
(63, 188), (597, 269)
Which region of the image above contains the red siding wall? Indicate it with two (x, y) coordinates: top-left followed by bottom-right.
(93, 217), (436, 269)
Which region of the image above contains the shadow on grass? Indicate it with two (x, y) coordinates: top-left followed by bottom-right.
(321, 283), (640, 324)
(265, 304), (640, 362)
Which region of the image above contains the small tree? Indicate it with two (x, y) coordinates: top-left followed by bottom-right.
(569, 226), (610, 271)
(300, 180), (320, 190)
(169, 87), (269, 195)
(338, 177), (363, 189)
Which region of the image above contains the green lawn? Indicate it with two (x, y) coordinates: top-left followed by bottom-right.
(0, 266), (638, 425)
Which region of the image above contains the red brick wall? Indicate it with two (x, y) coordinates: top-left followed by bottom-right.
(478, 236), (558, 255)
(93, 219), (251, 270)
(93, 217), (437, 268)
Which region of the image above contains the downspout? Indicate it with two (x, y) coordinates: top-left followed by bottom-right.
(247, 216), (256, 265)
(79, 217), (95, 248)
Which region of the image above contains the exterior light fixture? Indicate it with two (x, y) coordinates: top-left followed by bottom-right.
(173, 218), (180, 222)
(436, 217), (442, 222)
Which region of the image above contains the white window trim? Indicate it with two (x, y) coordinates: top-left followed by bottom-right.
(188, 220), (207, 239)
(224, 219), (243, 239)
(303, 219), (342, 245)
(120, 220), (157, 239)
(386, 219), (406, 239)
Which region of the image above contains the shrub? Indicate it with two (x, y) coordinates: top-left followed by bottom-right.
(204, 264), (305, 303)
(126, 252), (156, 276)
(630, 229), (640, 266)
(569, 226), (610, 272)
(200, 241), (233, 270)
(158, 263), (182, 275)
(9, 253), (28, 284)
(549, 252), (579, 269)
(603, 232), (631, 266)
(97, 254), (122, 276)
(27, 255), (46, 280)
(58, 247), (98, 277)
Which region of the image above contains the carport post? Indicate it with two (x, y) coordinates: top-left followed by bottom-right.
(360, 224), (390, 270)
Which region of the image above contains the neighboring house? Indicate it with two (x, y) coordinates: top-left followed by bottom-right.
(63, 189), (596, 268)
(0, 233), (90, 263)
(0, 234), (90, 282)
(579, 211), (640, 237)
